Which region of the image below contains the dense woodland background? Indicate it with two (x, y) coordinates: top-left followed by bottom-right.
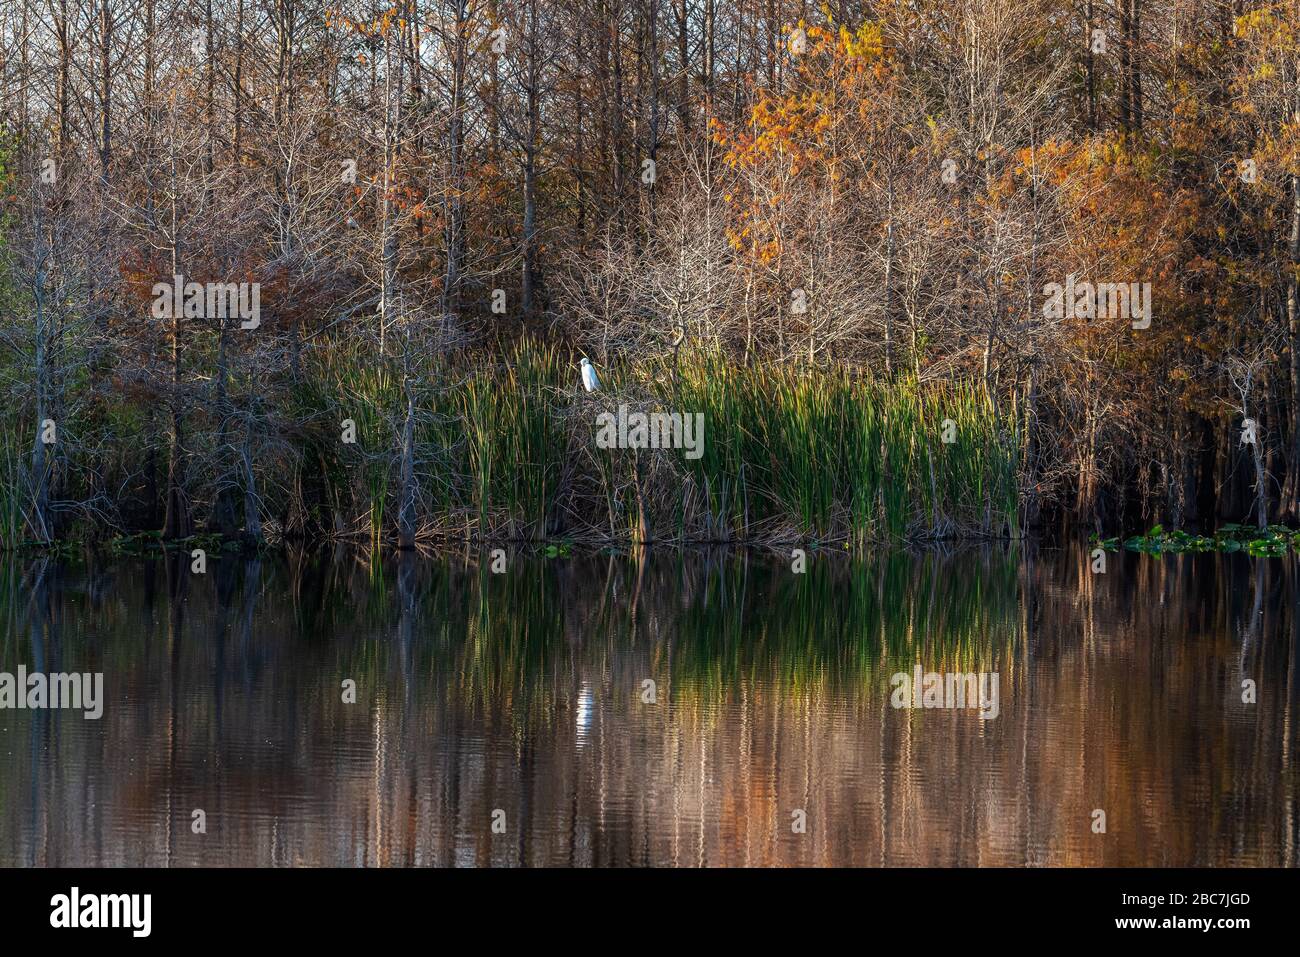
(1, 0), (1298, 548)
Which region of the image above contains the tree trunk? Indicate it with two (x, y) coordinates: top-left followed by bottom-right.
(520, 0), (542, 317)
(99, 0), (113, 183)
(1252, 410), (1270, 531)
(397, 383), (417, 550)
(882, 178), (895, 376)
(443, 2), (468, 319)
(30, 256), (51, 541)
(1280, 75), (1300, 519)
(162, 188), (191, 541)
(674, 0), (689, 133)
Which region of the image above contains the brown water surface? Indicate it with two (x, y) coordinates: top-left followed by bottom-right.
(1, 546), (1295, 866)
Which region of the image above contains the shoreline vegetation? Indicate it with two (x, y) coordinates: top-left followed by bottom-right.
(6, 6), (1300, 554)
(3, 340), (1023, 552)
(1097, 524), (1300, 558)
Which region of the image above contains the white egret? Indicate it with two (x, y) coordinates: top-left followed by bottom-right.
(580, 356), (601, 392)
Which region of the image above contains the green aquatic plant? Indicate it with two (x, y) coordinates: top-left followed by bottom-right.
(1118, 523), (1300, 557)
(0, 336), (1024, 551)
(652, 351), (1019, 543)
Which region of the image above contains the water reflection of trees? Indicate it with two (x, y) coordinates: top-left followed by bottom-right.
(0, 547), (1296, 866)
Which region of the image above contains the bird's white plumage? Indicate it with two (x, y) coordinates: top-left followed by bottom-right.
(580, 357), (600, 392)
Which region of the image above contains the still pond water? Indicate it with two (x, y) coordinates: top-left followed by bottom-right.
(1, 546), (1297, 867)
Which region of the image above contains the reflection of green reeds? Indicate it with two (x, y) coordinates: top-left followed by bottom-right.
(304, 549), (1022, 706)
(0, 548), (1023, 751)
(663, 550), (1020, 699)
